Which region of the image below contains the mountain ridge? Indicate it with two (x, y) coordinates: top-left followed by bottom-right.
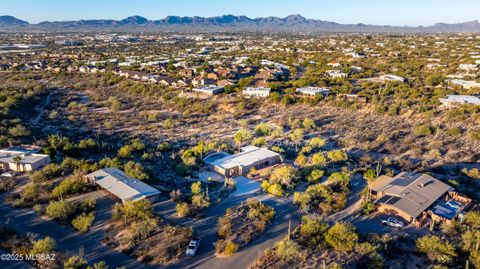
(1, 14), (479, 33)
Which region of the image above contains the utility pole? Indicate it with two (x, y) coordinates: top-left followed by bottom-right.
(288, 219), (292, 241)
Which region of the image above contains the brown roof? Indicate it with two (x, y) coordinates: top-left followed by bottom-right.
(371, 172), (453, 219)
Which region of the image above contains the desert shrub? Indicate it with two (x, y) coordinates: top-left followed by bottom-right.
(20, 182), (39, 201)
(414, 124), (433, 137)
(299, 216), (329, 247)
(262, 181), (284, 197)
(30, 236), (55, 256)
(51, 173), (87, 199)
(218, 214), (232, 239)
(0, 177), (15, 192)
(215, 240), (239, 257)
(252, 137), (267, 147)
(45, 200), (76, 221)
(80, 198), (96, 212)
(325, 222), (358, 252)
(130, 218), (158, 241)
(72, 212), (95, 232)
(327, 150), (348, 162)
(274, 239), (302, 261)
(175, 202), (191, 217)
(123, 161), (149, 180)
(468, 130), (480, 142)
(30, 163), (62, 182)
(307, 169), (325, 182)
(255, 122), (275, 136)
(311, 152), (327, 166)
(64, 255), (87, 269)
(362, 201), (376, 215)
(309, 137), (326, 148)
(416, 235), (456, 264)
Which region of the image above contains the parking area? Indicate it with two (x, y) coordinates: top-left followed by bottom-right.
(231, 176), (261, 197)
(353, 212), (428, 236)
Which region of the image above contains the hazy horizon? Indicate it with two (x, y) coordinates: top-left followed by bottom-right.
(2, 0), (480, 27)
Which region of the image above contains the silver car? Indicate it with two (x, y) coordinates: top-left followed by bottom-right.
(186, 237), (201, 256)
(381, 217), (404, 228)
(1, 171), (15, 178)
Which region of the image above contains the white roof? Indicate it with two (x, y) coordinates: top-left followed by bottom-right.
(296, 87), (331, 95)
(0, 149), (50, 165)
(87, 168), (160, 202)
(244, 87), (271, 93)
(439, 95), (480, 105)
(212, 146), (279, 170)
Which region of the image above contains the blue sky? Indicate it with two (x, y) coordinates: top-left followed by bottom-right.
(2, 0), (480, 26)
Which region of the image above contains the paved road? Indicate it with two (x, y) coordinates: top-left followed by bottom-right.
(0, 194), (152, 269)
(170, 176), (302, 269)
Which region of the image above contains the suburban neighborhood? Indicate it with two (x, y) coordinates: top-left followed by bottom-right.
(1, 2), (480, 269)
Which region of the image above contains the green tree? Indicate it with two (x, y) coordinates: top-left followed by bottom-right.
(325, 222), (358, 252)
(270, 166), (297, 187)
(234, 128), (253, 148)
(416, 235), (457, 264)
(289, 129), (304, 151)
(274, 239), (302, 261)
(45, 200), (76, 221)
(64, 255), (87, 269)
(31, 237), (55, 256)
(72, 212), (95, 232)
(176, 202), (191, 217)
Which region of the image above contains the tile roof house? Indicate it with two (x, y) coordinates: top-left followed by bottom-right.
(86, 168), (160, 203)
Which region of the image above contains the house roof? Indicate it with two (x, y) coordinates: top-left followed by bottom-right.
(87, 168), (160, 202)
(371, 172), (453, 219)
(212, 146), (279, 170)
(439, 95), (480, 105)
(0, 149), (50, 165)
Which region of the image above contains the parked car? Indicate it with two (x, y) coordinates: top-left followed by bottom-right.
(381, 217), (404, 228)
(186, 237), (201, 256)
(1, 171), (15, 178)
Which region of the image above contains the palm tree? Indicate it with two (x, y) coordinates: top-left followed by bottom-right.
(12, 156), (22, 171)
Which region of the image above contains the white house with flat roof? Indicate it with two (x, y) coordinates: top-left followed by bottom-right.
(86, 168), (160, 203)
(296, 87), (331, 96)
(243, 87), (271, 98)
(380, 74), (406, 83)
(192, 85), (224, 96)
(212, 146), (281, 177)
(0, 148), (50, 172)
(439, 95), (480, 108)
(450, 79), (480, 89)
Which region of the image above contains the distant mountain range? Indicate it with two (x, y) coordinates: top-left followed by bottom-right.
(1, 14), (480, 33)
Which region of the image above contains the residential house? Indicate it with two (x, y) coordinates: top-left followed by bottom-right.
(179, 68), (194, 79)
(192, 85), (225, 96)
(326, 70), (348, 78)
(296, 87), (331, 96)
(368, 172), (470, 224)
(210, 146), (281, 177)
(86, 168), (160, 203)
(450, 79), (480, 89)
(243, 87), (271, 98)
(0, 147), (51, 172)
(380, 74), (406, 83)
(439, 95), (480, 108)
